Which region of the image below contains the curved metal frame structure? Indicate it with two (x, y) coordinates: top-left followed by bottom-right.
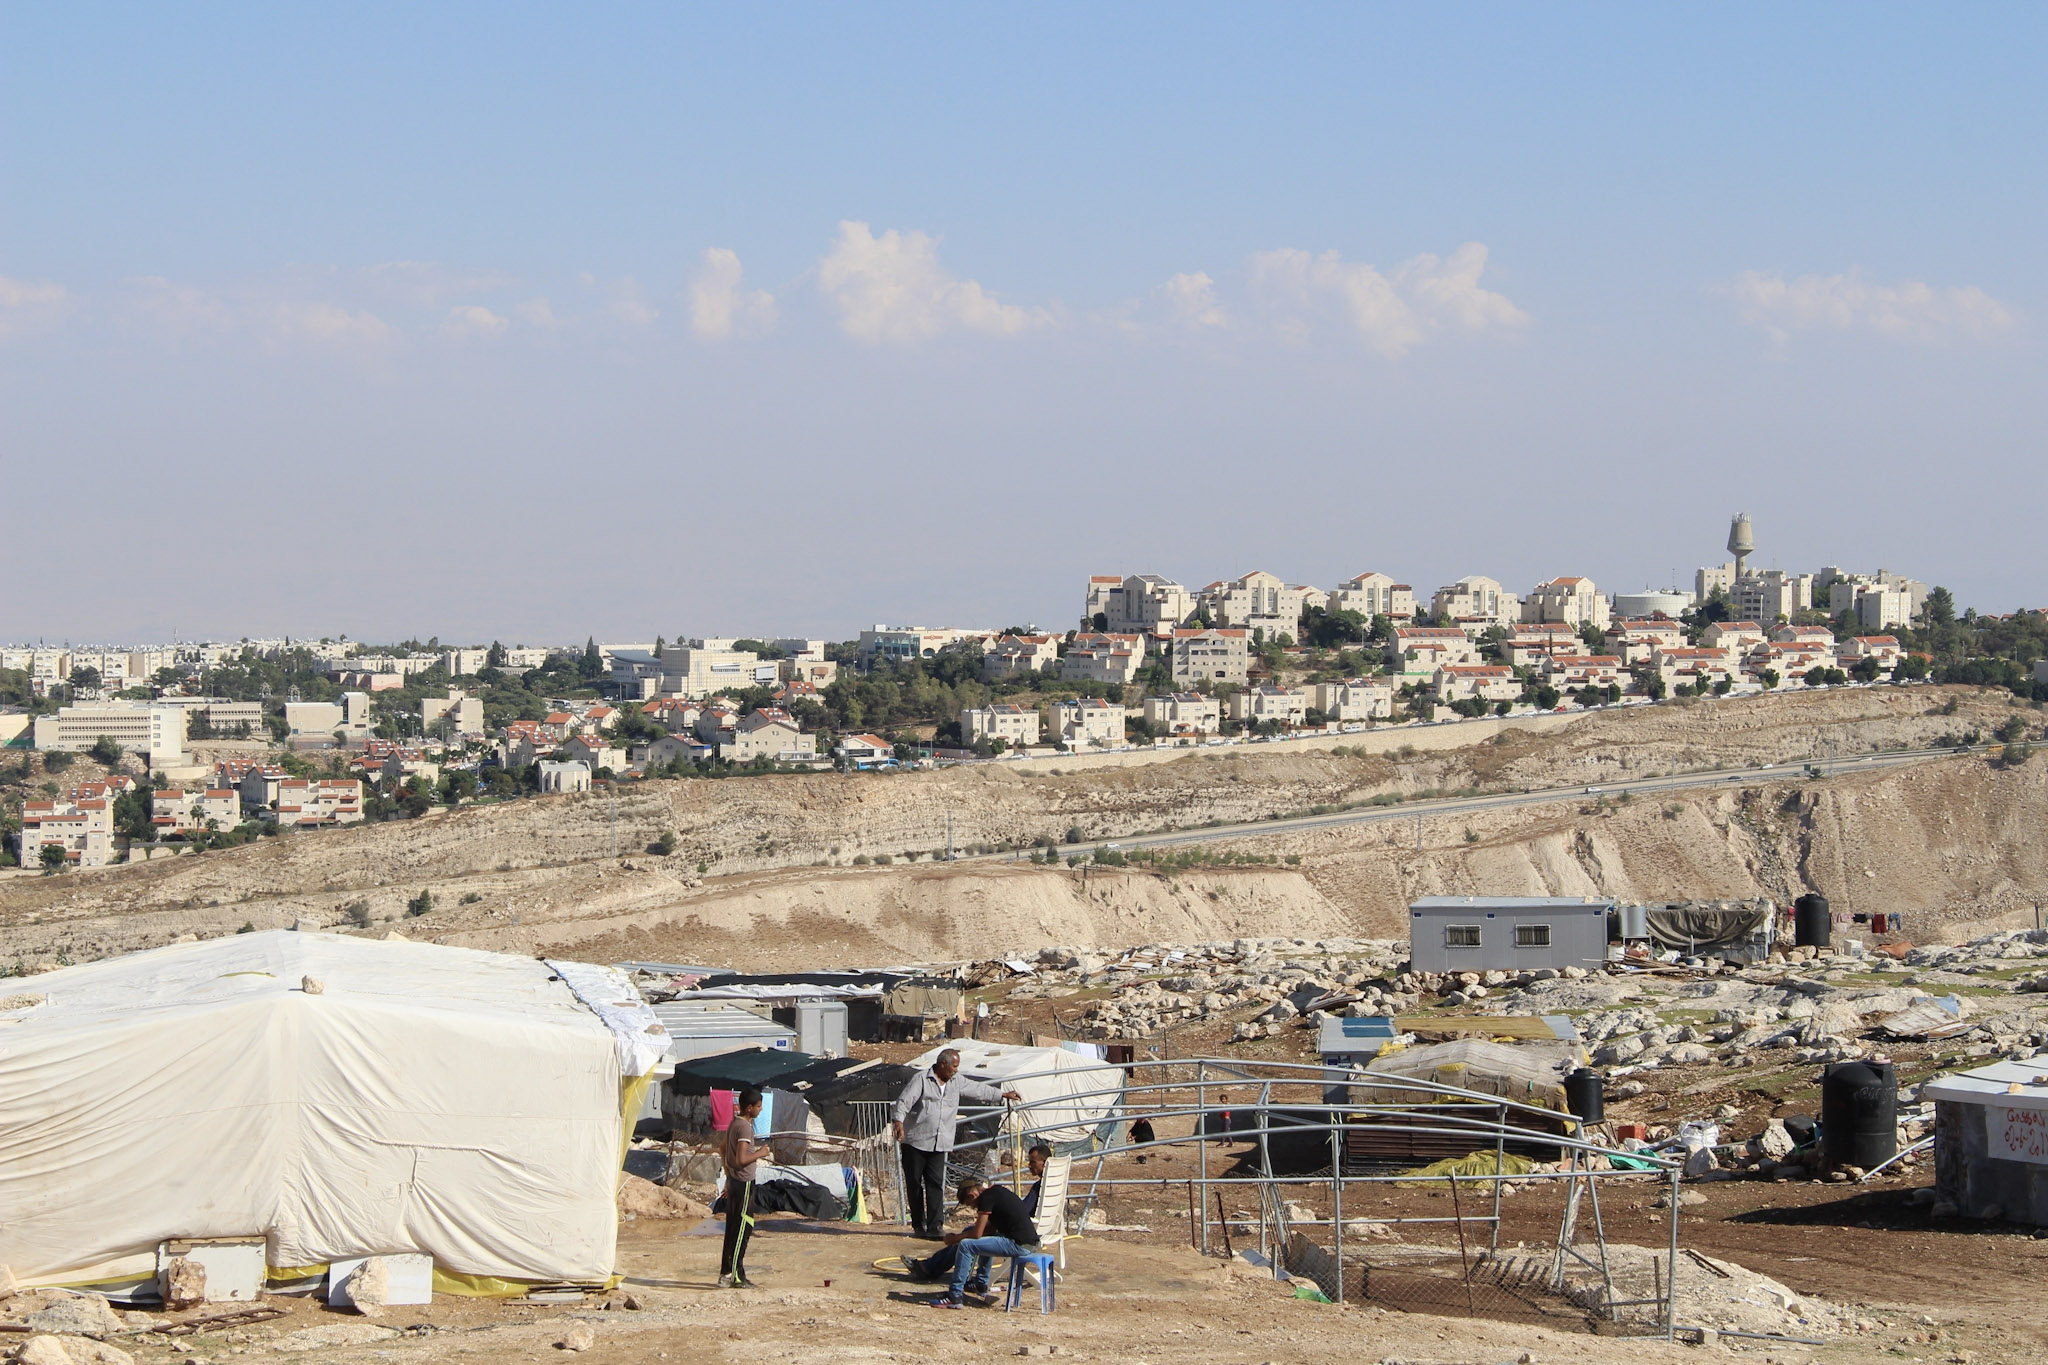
(920, 1056), (1683, 1339)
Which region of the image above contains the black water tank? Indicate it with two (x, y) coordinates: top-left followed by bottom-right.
(1794, 893), (1832, 949)
(1565, 1068), (1604, 1124)
(1821, 1059), (1896, 1170)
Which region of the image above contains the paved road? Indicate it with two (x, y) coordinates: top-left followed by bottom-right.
(984, 743), (1980, 858)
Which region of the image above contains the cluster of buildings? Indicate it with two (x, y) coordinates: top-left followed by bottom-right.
(16, 765), (366, 870)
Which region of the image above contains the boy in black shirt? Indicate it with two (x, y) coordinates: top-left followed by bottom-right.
(930, 1177), (1039, 1308)
(909, 1144), (1050, 1295)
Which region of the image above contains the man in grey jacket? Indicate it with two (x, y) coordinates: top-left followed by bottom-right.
(892, 1048), (1022, 1239)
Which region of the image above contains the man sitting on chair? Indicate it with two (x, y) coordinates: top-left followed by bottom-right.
(928, 1175), (1040, 1309)
(908, 1143), (1050, 1295)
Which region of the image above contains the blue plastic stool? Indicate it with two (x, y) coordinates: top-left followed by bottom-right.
(1005, 1252), (1057, 1314)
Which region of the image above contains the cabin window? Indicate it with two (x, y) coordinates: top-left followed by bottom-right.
(1515, 923), (1552, 948)
(1445, 925), (1481, 948)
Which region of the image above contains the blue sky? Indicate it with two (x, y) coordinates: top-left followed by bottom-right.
(3, 4), (2043, 643)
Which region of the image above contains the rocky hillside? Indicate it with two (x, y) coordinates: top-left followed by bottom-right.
(0, 685), (2040, 970)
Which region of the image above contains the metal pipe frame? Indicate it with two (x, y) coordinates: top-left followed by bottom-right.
(907, 1056), (1680, 1334)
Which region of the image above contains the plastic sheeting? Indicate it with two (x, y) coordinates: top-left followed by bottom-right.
(0, 932), (641, 1290)
(907, 1041), (1124, 1150)
(1355, 1039), (1576, 1113)
(1644, 904), (1771, 953)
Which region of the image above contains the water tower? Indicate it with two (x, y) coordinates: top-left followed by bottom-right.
(1727, 512), (1755, 580)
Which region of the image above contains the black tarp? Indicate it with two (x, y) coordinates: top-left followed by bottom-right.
(1645, 904), (1770, 952)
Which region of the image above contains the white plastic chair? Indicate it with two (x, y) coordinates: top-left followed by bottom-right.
(1030, 1154), (1073, 1272)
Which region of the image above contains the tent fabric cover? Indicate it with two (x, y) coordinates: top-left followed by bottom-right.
(1644, 905), (1770, 952)
(1356, 1039), (1576, 1114)
(908, 1041), (1124, 1150)
(0, 931), (650, 1290)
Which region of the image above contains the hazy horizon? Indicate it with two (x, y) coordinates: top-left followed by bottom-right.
(5, 6), (2044, 644)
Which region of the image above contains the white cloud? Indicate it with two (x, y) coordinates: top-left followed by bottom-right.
(689, 248), (777, 340)
(124, 276), (230, 334)
(816, 220), (1052, 343)
(1161, 272), (1227, 329)
(0, 275), (72, 338)
(266, 300), (395, 345)
(1731, 269), (2015, 344)
(1249, 242), (1526, 358)
(580, 274), (658, 327)
(444, 304), (509, 337)
(358, 260), (514, 307)
(517, 297), (558, 327)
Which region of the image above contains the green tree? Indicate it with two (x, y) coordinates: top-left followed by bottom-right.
(40, 843), (67, 873)
(69, 666), (102, 695)
(89, 735), (123, 765)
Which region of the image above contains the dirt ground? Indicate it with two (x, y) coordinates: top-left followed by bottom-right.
(56, 1183), (2036, 1365)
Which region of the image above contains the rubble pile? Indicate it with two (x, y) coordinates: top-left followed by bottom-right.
(1009, 936), (1419, 1040)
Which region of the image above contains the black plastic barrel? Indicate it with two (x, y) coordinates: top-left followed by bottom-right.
(1565, 1068), (1604, 1124)
(1794, 893), (1832, 949)
(1820, 1059), (1896, 1170)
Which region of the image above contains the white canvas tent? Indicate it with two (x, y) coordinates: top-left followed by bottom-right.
(909, 1041), (1124, 1151)
(0, 931), (667, 1293)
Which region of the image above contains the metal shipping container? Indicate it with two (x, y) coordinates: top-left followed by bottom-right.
(1407, 896), (1613, 974)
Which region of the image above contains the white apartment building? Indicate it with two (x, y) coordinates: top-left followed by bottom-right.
(559, 735), (628, 772)
(1756, 642), (1836, 683)
(233, 764), (291, 810)
(1061, 633), (1146, 686)
(1389, 627), (1478, 678)
(1228, 685), (1310, 727)
(1201, 571), (1309, 638)
(779, 657), (838, 688)
(1430, 576), (1520, 629)
(1433, 665), (1522, 704)
(1840, 636), (1904, 670)
(1608, 618), (1686, 664)
(857, 625), (998, 669)
(1048, 698), (1127, 749)
(152, 787), (243, 837)
(1088, 573), (1195, 634)
(501, 647), (553, 670)
(1521, 577), (1611, 633)
(441, 648), (491, 676)
(538, 760), (592, 793)
(284, 691), (373, 740)
(962, 703), (1040, 748)
(1728, 569), (1816, 624)
(1821, 569), (1928, 630)
(1651, 646), (1741, 691)
(19, 797), (115, 868)
(1695, 561), (1737, 601)
(982, 634), (1061, 680)
(1544, 655), (1626, 691)
(650, 640), (763, 699)
(638, 733), (713, 767)
(1169, 628), (1250, 686)
(1142, 692), (1222, 736)
(1500, 624), (1583, 668)
(1699, 621), (1768, 659)
(421, 688), (485, 737)
(270, 778), (364, 828)
(720, 709), (818, 764)
(32, 702), (188, 765)
(1328, 572), (1417, 622)
(1312, 678), (1394, 722)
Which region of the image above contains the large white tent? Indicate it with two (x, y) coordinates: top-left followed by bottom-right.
(909, 1041), (1124, 1150)
(0, 931), (666, 1293)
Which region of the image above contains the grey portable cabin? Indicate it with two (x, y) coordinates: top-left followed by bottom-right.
(1408, 896), (1613, 974)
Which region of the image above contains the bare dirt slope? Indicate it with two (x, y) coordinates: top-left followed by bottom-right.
(2, 686), (2039, 969)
